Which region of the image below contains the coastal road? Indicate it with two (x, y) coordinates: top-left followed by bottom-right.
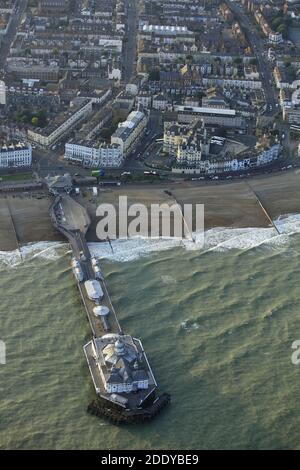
(0, 0), (27, 71)
(225, 0), (278, 116)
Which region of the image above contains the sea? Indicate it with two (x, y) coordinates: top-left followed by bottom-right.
(1, 214), (300, 449)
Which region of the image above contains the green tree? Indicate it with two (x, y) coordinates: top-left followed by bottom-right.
(234, 57), (242, 65)
(149, 69), (160, 81)
(277, 24), (288, 38)
(272, 17), (283, 29)
(36, 110), (47, 127)
(31, 117), (39, 126)
(100, 128), (111, 140)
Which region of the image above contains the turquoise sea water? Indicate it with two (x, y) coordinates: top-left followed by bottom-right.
(1, 220), (300, 449)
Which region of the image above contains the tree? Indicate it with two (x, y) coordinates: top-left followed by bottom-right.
(99, 128), (111, 140)
(277, 24), (288, 38)
(197, 91), (205, 100)
(249, 58), (258, 66)
(272, 17), (283, 29)
(31, 117), (39, 126)
(35, 110), (47, 127)
(217, 127), (227, 138)
(234, 57), (242, 65)
(148, 69), (160, 81)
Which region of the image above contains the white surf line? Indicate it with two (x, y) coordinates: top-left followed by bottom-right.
(190, 227), (277, 257)
(238, 231), (286, 255)
(29, 242), (64, 260)
(203, 233), (252, 254)
(0, 250), (22, 268)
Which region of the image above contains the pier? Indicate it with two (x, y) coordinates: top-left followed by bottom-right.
(49, 194), (122, 336)
(48, 177), (169, 424)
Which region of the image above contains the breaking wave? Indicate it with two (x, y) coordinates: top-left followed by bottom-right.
(0, 241), (66, 267)
(89, 213), (300, 262)
(0, 213), (300, 266)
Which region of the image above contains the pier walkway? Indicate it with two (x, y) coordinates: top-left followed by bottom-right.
(49, 194), (122, 336)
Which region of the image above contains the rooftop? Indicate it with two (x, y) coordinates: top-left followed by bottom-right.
(175, 105), (236, 116)
(0, 141), (31, 153)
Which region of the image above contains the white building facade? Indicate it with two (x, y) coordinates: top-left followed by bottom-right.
(65, 141), (123, 167)
(28, 99), (94, 147)
(111, 110), (148, 157)
(0, 142), (32, 168)
(0, 80), (6, 106)
(269, 31), (283, 45)
(172, 144), (281, 175)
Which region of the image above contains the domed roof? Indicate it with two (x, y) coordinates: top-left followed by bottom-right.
(93, 305), (110, 317)
(115, 339), (125, 356)
(101, 334), (140, 365)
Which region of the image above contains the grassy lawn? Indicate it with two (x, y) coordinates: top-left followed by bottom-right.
(0, 172), (33, 182)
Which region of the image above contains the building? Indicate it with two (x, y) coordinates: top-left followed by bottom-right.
(244, 65), (260, 81)
(283, 106), (300, 125)
(269, 31), (283, 45)
(88, 334), (150, 395)
(163, 123), (193, 156)
(126, 83), (139, 96)
(6, 63), (60, 82)
(202, 95), (227, 109)
(65, 141), (123, 168)
(152, 94), (168, 111)
(38, 0), (69, 15)
(177, 126), (211, 167)
(273, 66), (293, 90)
(108, 67), (122, 81)
(65, 108), (148, 167)
(136, 91), (152, 109)
(139, 24), (195, 45)
(45, 173), (73, 195)
(0, 80), (6, 106)
(84, 333), (158, 408)
(98, 37), (123, 53)
(202, 77), (262, 90)
(174, 105), (244, 128)
(172, 143), (281, 174)
(0, 141), (32, 168)
(28, 99), (93, 148)
(111, 109), (148, 157)
(114, 91), (135, 112)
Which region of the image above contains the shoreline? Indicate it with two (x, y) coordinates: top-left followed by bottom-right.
(0, 170), (300, 252)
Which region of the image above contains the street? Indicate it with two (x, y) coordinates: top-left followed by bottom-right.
(122, 0), (138, 83)
(0, 0), (27, 71)
(225, 0), (278, 116)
